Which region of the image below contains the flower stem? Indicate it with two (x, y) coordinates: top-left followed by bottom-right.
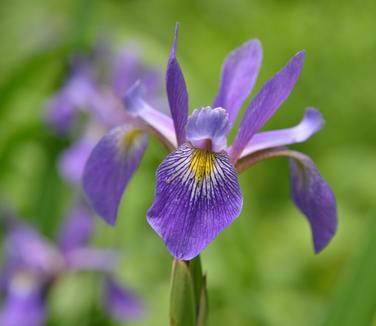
(169, 255), (208, 326)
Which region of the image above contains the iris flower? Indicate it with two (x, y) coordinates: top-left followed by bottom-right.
(0, 205), (143, 325)
(45, 45), (161, 184)
(83, 24), (337, 260)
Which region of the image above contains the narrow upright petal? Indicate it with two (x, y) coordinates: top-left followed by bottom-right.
(104, 277), (144, 322)
(0, 273), (45, 326)
(58, 203), (94, 253)
(123, 82), (176, 149)
(289, 153), (337, 253)
(166, 23), (189, 145)
(147, 143), (243, 260)
(239, 107), (324, 158)
(213, 39), (262, 124)
(230, 51), (305, 161)
(83, 125), (148, 224)
(186, 107), (231, 152)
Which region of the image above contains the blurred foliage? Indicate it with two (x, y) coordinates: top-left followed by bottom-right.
(1, 0), (376, 325)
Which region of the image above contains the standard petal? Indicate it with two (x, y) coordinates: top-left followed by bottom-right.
(123, 82), (176, 149)
(147, 143), (243, 260)
(229, 51), (306, 161)
(289, 153), (337, 253)
(83, 125), (148, 224)
(186, 107), (231, 152)
(104, 277), (144, 322)
(0, 273), (45, 326)
(213, 39), (262, 124)
(58, 138), (95, 184)
(58, 203), (94, 253)
(166, 22), (189, 145)
(239, 107), (324, 158)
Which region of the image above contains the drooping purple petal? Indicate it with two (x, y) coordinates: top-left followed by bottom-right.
(213, 39), (262, 124)
(166, 23), (189, 146)
(45, 62), (96, 133)
(58, 203), (94, 253)
(4, 222), (63, 275)
(83, 125), (148, 224)
(45, 94), (76, 134)
(289, 152), (337, 253)
(147, 143), (243, 260)
(239, 107), (324, 158)
(64, 248), (118, 273)
(58, 138), (95, 184)
(186, 107), (231, 152)
(229, 51), (305, 161)
(104, 277), (144, 322)
(0, 273), (45, 326)
(123, 82), (176, 148)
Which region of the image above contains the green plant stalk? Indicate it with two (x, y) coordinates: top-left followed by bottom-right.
(170, 255), (208, 326)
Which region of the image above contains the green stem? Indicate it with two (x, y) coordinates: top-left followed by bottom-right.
(169, 255), (208, 326)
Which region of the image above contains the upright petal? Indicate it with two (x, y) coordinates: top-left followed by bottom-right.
(83, 125), (148, 224)
(123, 82), (176, 149)
(186, 107), (231, 152)
(166, 23), (189, 145)
(213, 39), (262, 123)
(238, 107), (324, 158)
(289, 153), (337, 253)
(0, 273), (45, 326)
(104, 277), (144, 322)
(58, 203), (94, 253)
(147, 143), (243, 260)
(229, 51), (305, 161)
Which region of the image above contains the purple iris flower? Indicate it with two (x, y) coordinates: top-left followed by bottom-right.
(0, 205), (143, 325)
(83, 24), (337, 260)
(45, 44), (161, 185)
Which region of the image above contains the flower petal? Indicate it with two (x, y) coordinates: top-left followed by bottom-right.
(123, 82), (176, 149)
(186, 107), (231, 152)
(83, 125), (148, 225)
(147, 143), (243, 260)
(213, 39), (262, 124)
(239, 107), (324, 158)
(4, 221), (63, 275)
(289, 153), (337, 253)
(58, 203), (94, 253)
(104, 277), (144, 322)
(229, 51), (305, 161)
(110, 48), (161, 98)
(58, 138), (94, 184)
(45, 61), (96, 133)
(0, 273), (45, 326)
(64, 248), (118, 272)
(166, 22), (189, 145)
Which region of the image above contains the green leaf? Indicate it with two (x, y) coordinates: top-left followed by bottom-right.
(170, 260), (197, 326)
(323, 214), (376, 326)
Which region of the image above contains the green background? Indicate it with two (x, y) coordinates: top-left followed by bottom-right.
(1, 0), (376, 325)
